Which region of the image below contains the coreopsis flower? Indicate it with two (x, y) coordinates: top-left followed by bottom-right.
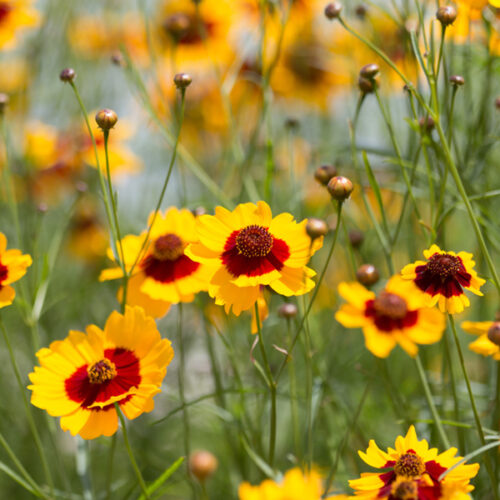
(349, 426), (479, 499)
(100, 208), (212, 318)
(185, 201), (323, 316)
(401, 245), (485, 314)
(0, 0), (39, 50)
(461, 320), (500, 359)
(238, 468), (325, 500)
(0, 232), (31, 308)
(335, 275), (445, 358)
(28, 306), (174, 440)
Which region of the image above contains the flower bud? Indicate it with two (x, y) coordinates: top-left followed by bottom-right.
(189, 450), (218, 482)
(174, 72), (192, 89)
(358, 75), (376, 94)
(327, 176), (353, 201)
(59, 68), (76, 83)
(488, 323), (500, 347)
(278, 303), (298, 319)
(449, 75), (464, 86)
(111, 51), (124, 67)
(495, 97), (500, 110)
(355, 4), (367, 19)
(285, 117), (300, 130)
(95, 109), (118, 130)
(348, 229), (364, 248)
(436, 6), (457, 26)
(314, 164), (337, 186)
(306, 218), (328, 240)
(356, 264), (379, 286)
(163, 13), (190, 40)
(324, 2), (342, 19)
(419, 116), (435, 133)
(360, 63), (379, 79)
(0, 93), (8, 113)
(192, 206), (206, 217)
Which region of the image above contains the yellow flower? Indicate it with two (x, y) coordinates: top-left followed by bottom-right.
(335, 275), (445, 358)
(28, 306), (174, 440)
(461, 320), (500, 359)
(238, 468), (324, 500)
(401, 245), (485, 314)
(0, 232), (31, 308)
(349, 426), (479, 499)
(186, 201), (323, 316)
(0, 0), (39, 50)
(100, 208), (212, 318)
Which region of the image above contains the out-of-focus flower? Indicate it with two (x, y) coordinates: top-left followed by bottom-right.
(0, 232), (31, 308)
(29, 306), (174, 440)
(100, 208), (212, 318)
(238, 467), (325, 500)
(349, 426), (479, 498)
(0, 58), (29, 93)
(461, 320), (500, 359)
(80, 115), (141, 177)
(335, 275), (445, 358)
(0, 0), (39, 50)
(401, 244), (485, 314)
(186, 201), (323, 316)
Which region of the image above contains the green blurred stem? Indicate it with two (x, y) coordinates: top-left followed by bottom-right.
(448, 316), (499, 499)
(254, 302), (277, 468)
(276, 201), (343, 382)
(115, 404), (150, 499)
(105, 434), (117, 500)
(415, 354), (450, 449)
(0, 319), (54, 495)
(285, 317), (301, 459)
(301, 295), (314, 469)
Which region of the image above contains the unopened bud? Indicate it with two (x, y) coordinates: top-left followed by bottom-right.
(324, 2), (342, 19)
(449, 75), (464, 86)
(306, 218), (328, 240)
(314, 164), (337, 186)
(436, 6), (457, 26)
(495, 97), (500, 110)
(327, 176), (353, 201)
(111, 52), (124, 67)
(59, 68), (76, 83)
(189, 451), (218, 482)
(174, 72), (192, 89)
(285, 117), (300, 130)
(0, 93), (8, 113)
(356, 264), (379, 286)
(358, 75), (376, 94)
(75, 181), (88, 193)
(37, 203), (48, 214)
(278, 303), (298, 319)
(360, 63), (379, 79)
(348, 229), (364, 248)
(163, 13), (190, 39)
(419, 116), (435, 132)
(95, 109), (118, 130)
(488, 323), (500, 347)
(192, 206), (206, 217)
(355, 4), (367, 19)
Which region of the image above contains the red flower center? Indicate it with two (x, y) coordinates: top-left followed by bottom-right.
(153, 233), (184, 261)
(235, 225), (273, 258)
(394, 452), (425, 477)
(87, 359), (117, 384)
(222, 225), (290, 278)
(414, 252), (472, 298)
(65, 348), (141, 410)
(373, 292), (408, 320)
(0, 3), (12, 24)
(0, 261), (8, 286)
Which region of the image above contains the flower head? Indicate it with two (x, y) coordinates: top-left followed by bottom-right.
(0, 0), (39, 50)
(335, 275), (445, 358)
(461, 320), (500, 359)
(28, 306), (174, 439)
(401, 245), (485, 314)
(100, 208), (212, 318)
(349, 426), (479, 499)
(186, 201), (323, 316)
(0, 232), (32, 308)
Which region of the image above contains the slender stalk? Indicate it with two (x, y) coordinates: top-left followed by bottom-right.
(115, 404), (149, 499)
(276, 202), (343, 381)
(301, 295), (314, 469)
(285, 316), (301, 459)
(448, 316), (498, 499)
(105, 434), (117, 500)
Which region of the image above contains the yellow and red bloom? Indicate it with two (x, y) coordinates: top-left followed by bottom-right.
(335, 275), (445, 358)
(461, 320), (500, 359)
(349, 425), (479, 499)
(186, 201), (323, 316)
(28, 306), (174, 440)
(401, 245), (485, 314)
(0, 0), (39, 50)
(238, 467), (326, 500)
(0, 232), (31, 308)
(100, 208), (212, 318)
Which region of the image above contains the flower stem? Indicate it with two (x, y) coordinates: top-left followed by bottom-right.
(115, 404), (149, 499)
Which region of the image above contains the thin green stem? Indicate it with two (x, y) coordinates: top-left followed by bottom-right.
(105, 434), (117, 500)
(115, 404), (149, 499)
(285, 316), (301, 459)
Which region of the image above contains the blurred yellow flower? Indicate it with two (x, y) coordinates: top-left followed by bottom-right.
(0, 0), (39, 50)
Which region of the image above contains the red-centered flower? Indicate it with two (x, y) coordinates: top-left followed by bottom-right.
(401, 245), (485, 314)
(185, 201), (323, 316)
(349, 426), (479, 499)
(28, 306), (174, 439)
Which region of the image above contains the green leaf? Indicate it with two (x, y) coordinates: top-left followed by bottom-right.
(0, 460), (42, 498)
(137, 456), (184, 500)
